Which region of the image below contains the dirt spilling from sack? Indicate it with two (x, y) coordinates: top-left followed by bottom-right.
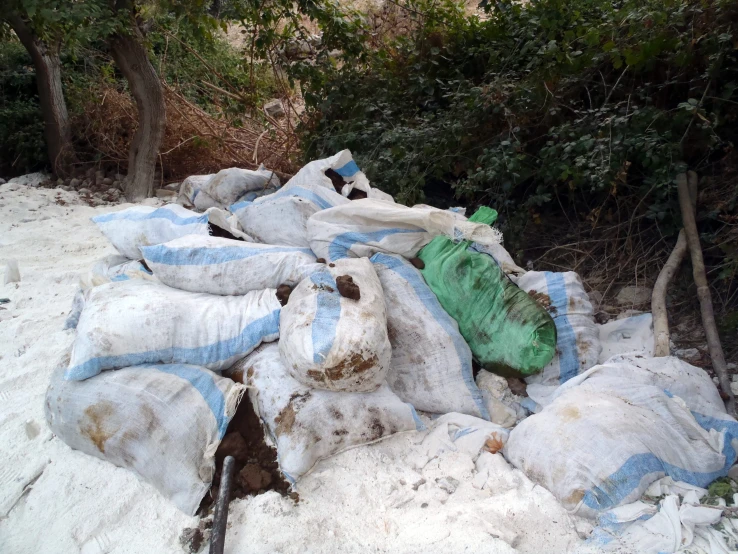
(199, 395), (293, 515)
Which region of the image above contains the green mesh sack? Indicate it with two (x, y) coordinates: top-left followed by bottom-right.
(417, 207), (556, 377)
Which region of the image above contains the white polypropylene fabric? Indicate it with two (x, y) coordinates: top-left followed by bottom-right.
(80, 254), (156, 290)
(504, 355), (738, 519)
(46, 361), (244, 515)
(198, 166), (281, 208)
(230, 182), (350, 247)
(370, 253), (489, 419)
(598, 313), (654, 363)
(284, 149), (370, 194)
(517, 271), (601, 407)
(142, 235), (321, 295)
(279, 257), (391, 392)
(92, 204), (210, 259)
(307, 199), (502, 262)
(475, 370), (523, 428)
(178, 174), (212, 207)
(238, 343), (423, 483)
(416, 412), (509, 465)
(66, 280), (281, 380)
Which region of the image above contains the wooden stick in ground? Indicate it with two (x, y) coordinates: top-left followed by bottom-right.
(678, 172), (735, 414)
(652, 172), (697, 356)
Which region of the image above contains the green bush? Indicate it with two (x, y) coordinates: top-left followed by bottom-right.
(299, 0), (738, 239)
(0, 39), (46, 176)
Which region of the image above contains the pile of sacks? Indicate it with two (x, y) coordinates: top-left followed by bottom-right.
(46, 149), (738, 540)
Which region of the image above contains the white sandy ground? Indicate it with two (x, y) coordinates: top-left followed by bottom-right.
(0, 178), (586, 553)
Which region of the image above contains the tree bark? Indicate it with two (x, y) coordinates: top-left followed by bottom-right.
(652, 172), (696, 357)
(677, 172), (735, 415)
(9, 15), (74, 177)
(109, 23), (166, 201)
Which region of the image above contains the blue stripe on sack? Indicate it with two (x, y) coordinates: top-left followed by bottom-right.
(409, 405), (426, 431)
(191, 188), (201, 201)
(65, 309), (281, 381)
(230, 186), (335, 214)
(152, 364), (230, 438)
(142, 243), (313, 267)
(93, 207), (207, 226)
(370, 253), (490, 420)
(544, 272), (580, 383)
(309, 272), (341, 363)
(111, 274), (130, 282)
(139, 262), (153, 275)
(328, 228), (423, 261)
(581, 400), (738, 512)
(334, 160), (360, 177)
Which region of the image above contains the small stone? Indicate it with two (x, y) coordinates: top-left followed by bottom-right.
(69, 178), (81, 188)
(731, 382), (738, 397)
(0, 178), (6, 185)
(102, 177), (113, 186)
(115, 173), (125, 182)
(78, 188), (91, 195)
(95, 170), (105, 185)
(57, 178), (64, 186)
(156, 189), (177, 199)
(82, 178), (92, 187)
(675, 348), (701, 364)
(164, 182), (181, 191)
(336, 275), (361, 301)
(436, 476), (460, 494)
(615, 286), (652, 306)
(179, 527), (206, 554)
(113, 180), (123, 191)
(264, 99), (285, 118)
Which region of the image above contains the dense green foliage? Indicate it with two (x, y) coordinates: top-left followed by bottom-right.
(300, 0), (738, 233)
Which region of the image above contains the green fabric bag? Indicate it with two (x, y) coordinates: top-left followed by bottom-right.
(417, 207), (556, 377)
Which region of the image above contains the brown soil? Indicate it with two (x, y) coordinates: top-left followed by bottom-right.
(409, 257), (425, 270)
(324, 168), (345, 194)
(506, 377), (528, 397)
(208, 223), (245, 241)
(347, 188), (368, 200)
(316, 258), (326, 264)
(336, 275), (361, 300)
(199, 395), (292, 515)
(276, 284), (293, 306)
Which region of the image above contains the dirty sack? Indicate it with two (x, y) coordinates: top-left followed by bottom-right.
(278, 257), (391, 392)
(307, 200), (503, 262)
(234, 343), (423, 483)
(370, 253), (489, 419)
(46, 361), (243, 515)
(66, 280), (280, 380)
(516, 271), (601, 406)
(230, 182), (350, 247)
(598, 313), (655, 364)
(194, 166), (281, 210)
(504, 354), (738, 519)
(63, 255), (158, 330)
(475, 370), (525, 428)
(92, 204), (210, 259)
(142, 235), (321, 295)
(416, 412), (510, 466)
(418, 208), (556, 377)
(178, 174), (213, 208)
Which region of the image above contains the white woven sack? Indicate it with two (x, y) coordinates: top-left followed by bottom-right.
(504, 355), (738, 519)
(516, 271), (601, 407)
(237, 343), (423, 483)
(198, 166), (281, 208)
(307, 199), (502, 262)
(92, 204), (210, 259)
(142, 235), (321, 295)
(46, 361), (244, 515)
(279, 257), (391, 392)
(66, 280), (280, 380)
(178, 174), (213, 207)
(230, 182), (350, 247)
(370, 253), (489, 419)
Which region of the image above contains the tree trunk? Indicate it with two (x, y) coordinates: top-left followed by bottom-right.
(109, 24), (166, 201)
(9, 15), (74, 177)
